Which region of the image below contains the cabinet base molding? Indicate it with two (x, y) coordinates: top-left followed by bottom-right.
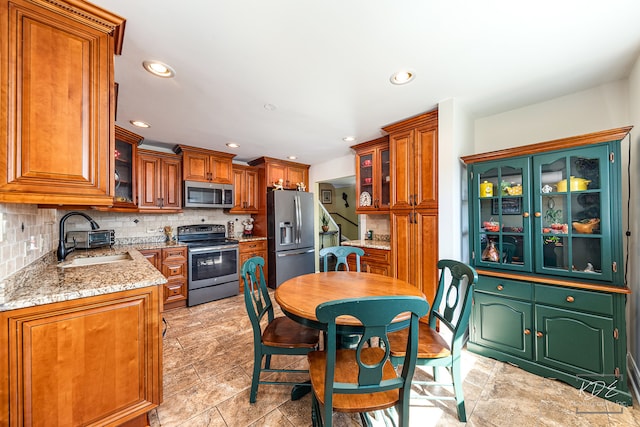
(468, 342), (633, 406)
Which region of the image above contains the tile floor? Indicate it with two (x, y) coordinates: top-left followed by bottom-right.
(150, 293), (640, 426)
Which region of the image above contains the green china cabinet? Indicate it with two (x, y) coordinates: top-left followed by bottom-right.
(461, 127), (632, 406)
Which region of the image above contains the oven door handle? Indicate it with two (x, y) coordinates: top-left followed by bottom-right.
(189, 246), (238, 253)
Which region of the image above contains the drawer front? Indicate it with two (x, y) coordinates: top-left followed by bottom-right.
(164, 280), (187, 302)
(163, 262), (186, 279)
(475, 276), (532, 300)
(361, 247), (390, 265)
(534, 284), (613, 316)
(239, 240), (267, 254)
(163, 246), (187, 261)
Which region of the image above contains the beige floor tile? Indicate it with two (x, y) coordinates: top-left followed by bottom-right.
(151, 295), (640, 426)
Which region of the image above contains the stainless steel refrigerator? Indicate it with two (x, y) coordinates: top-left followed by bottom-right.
(267, 190), (316, 288)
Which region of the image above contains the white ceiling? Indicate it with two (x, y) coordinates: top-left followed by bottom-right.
(95, 0), (640, 166)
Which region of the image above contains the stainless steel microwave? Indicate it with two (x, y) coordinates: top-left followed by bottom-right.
(184, 181), (234, 208)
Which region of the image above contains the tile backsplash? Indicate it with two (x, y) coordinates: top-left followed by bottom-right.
(0, 203), (250, 281)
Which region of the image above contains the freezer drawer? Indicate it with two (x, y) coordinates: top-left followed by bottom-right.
(269, 248), (315, 288)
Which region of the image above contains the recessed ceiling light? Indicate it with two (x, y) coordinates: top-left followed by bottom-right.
(389, 69), (415, 85)
(264, 103), (277, 111)
(142, 60), (176, 78)
(130, 120), (150, 128)
(343, 136), (356, 142)
(226, 143), (240, 148)
(287, 155), (297, 160)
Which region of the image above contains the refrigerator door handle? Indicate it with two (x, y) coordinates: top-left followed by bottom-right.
(294, 195), (301, 244)
(276, 248), (315, 257)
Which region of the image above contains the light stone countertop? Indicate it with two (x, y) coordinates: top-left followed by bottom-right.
(0, 244), (175, 312)
(342, 240), (391, 250)
(236, 236), (267, 242)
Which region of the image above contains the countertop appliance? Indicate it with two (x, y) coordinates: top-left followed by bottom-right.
(177, 224), (239, 306)
(65, 229), (115, 249)
(267, 191), (315, 288)
(183, 180), (233, 208)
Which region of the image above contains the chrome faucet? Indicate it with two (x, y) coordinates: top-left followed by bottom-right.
(57, 211), (100, 261)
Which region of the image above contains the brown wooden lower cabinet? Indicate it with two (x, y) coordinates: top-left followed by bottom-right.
(0, 286), (162, 426)
(391, 210), (438, 303)
(346, 246), (391, 276)
(140, 247), (188, 310)
(238, 239), (267, 292)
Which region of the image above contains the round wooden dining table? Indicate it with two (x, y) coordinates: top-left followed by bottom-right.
(275, 271), (426, 332)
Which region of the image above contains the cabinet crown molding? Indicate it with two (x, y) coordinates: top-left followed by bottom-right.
(461, 126), (633, 165)
(350, 135), (388, 151)
(173, 144), (236, 159)
(30, 0), (126, 53)
(382, 109), (438, 134)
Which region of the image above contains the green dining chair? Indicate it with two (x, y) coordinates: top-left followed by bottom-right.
(388, 259), (478, 422)
(241, 256), (320, 403)
(319, 246), (365, 272)
(308, 295), (429, 427)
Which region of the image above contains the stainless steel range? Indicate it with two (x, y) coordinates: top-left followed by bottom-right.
(177, 224), (239, 306)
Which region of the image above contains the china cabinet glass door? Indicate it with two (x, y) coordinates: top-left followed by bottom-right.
(379, 147), (390, 209)
(532, 146), (612, 281)
(472, 158), (530, 271)
(115, 138), (135, 206)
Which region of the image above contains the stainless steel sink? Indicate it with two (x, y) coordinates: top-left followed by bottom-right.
(59, 253), (133, 268)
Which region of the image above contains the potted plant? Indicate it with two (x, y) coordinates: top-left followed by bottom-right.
(321, 213), (330, 232)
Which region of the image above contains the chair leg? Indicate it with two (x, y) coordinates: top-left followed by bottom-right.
(451, 361), (467, 422)
(264, 354), (272, 369)
(311, 392), (321, 427)
(250, 351), (263, 403)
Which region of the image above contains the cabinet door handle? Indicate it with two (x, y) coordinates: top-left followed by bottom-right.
(534, 212), (541, 218)
(523, 212), (529, 218)
(408, 195), (413, 206)
(566, 296), (575, 303)
(536, 331), (543, 338)
(413, 194), (418, 206)
(524, 329), (531, 335)
(496, 285), (504, 291)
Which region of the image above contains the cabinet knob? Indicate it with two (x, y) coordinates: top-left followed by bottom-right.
(496, 285), (504, 291)
(534, 212), (541, 218)
(524, 329), (531, 335)
(536, 331), (543, 338)
(522, 212), (530, 218)
(566, 296), (575, 303)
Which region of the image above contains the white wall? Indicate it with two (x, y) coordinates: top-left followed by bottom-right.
(474, 80), (630, 150)
(438, 98), (474, 262)
(627, 54), (640, 393)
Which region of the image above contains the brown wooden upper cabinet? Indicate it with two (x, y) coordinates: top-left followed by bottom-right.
(384, 109), (439, 302)
(248, 156), (309, 190)
(383, 110), (438, 211)
(352, 136), (390, 213)
(230, 164), (261, 213)
(137, 149), (182, 212)
(0, 0), (124, 206)
(174, 145), (236, 184)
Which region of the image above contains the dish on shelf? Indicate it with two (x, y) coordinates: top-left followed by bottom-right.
(572, 218), (600, 234)
(359, 191), (372, 207)
(556, 176), (590, 192)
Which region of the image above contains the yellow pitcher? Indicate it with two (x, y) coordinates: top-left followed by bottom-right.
(480, 181), (493, 198)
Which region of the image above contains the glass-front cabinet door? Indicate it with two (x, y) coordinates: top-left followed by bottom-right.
(532, 145), (612, 281)
(472, 158), (530, 272)
(354, 139), (390, 213)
